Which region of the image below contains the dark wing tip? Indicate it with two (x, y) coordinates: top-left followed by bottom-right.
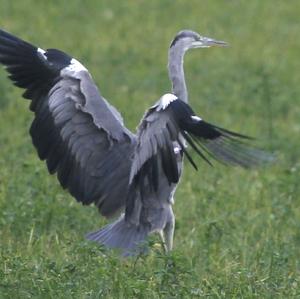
(167, 99), (274, 169)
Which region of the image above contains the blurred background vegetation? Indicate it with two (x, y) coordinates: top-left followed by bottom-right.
(0, 1), (299, 298)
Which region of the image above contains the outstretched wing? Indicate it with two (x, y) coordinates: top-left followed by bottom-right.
(167, 98), (274, 169)
(128, 93), (273, 197)
(0, 29), (136, 217)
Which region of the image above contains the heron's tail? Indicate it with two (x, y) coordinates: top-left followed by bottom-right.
(86, 215), (149, 256)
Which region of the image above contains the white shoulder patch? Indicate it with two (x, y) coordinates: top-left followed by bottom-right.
(37, 48), (47, 60)
(65, 58), (87, 73)
(191, 115), (202, 122)
(156, 93), (178, 111)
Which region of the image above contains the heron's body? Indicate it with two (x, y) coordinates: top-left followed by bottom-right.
(0, 29), (272, 256)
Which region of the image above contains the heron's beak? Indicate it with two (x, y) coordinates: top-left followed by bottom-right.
(192, 37), (228, 48)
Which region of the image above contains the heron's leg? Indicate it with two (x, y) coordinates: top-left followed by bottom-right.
(158, 230), (167, 252)
(163, 208), (175, 252)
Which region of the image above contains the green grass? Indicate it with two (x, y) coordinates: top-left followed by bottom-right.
(0, 1), (300, 298)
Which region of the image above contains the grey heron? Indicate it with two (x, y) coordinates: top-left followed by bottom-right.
(0, 29), (272, 256)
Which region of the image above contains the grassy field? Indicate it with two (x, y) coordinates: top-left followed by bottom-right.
(0, 1), (299, 298)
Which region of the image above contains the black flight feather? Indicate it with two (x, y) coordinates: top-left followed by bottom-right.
(167, 99), (273, 168)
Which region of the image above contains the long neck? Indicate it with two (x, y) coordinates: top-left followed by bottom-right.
(168, 46), (188, 103)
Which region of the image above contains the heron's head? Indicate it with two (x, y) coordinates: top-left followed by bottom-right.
(170, 30), (227, 51)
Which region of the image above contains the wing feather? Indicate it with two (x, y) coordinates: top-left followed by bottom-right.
(167, 98), (274, 168)
(0, 29), (136, 217)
